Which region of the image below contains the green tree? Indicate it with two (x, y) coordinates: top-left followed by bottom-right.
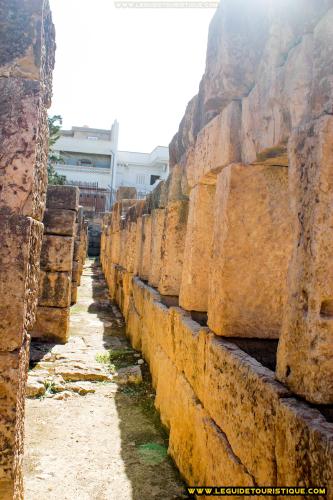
(48, 114), (66, 185)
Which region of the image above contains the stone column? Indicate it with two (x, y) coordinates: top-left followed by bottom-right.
(0, 0), (55, 496)
(276, 116), (333, 404)
(31, 186), (79, 344)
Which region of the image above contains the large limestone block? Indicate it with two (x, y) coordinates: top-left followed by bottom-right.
(149, 209), (165, 288)
(71, 283), (78, 306)
(0, 339), (29, 495)
(168, 366), (255, 487)
(0, 215), (43, 350)
(111, 231), (121, 265)
(125, 222), (137, 273)
(40, 235), (74, 272)
(0, 0), (55, 84)
(204, 333), (290, 485)
(186, 101), (241, 188)
(276, 398), (333, 495)
(151, 301), (173, 362)
(139, 215), (152, 281)
(158, 201), (189, 296)
(46, 185), (79, 212)
(0, 78), (48, 221)
(31, 306), (70, 343)
(277, 116), (333, 403)
(126, 298), (142, 351)
(133, 218), (143, 275)
(208, 164), (292, 338)
(43, 208), (76, 236)
(179, 184), (215, 312)
(72, 261), (80, 283)
(172, 308), (207, 403)
(38, 271), (71, 308)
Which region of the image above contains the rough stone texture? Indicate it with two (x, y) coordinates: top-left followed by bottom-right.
(31, 307), (70, 343)
(204, 334), (290, 485)
(38, 271), (71, 308)
(99, 0), (333, 488)
(46, 185), (79, 212)
(186, 101), (241, 188)
(148, 209), (165, 288)
(40, 235), (74, 272)
(101, 262), (333, 493)
(179, 184), (215, 312)
(276, 398), (333, 490)
(277, 116), (333, 403)
(139, 214), (152, 281)
(0, 216), (43, 351)
(0, 0), (56, 495)
(0, 78), (48, 221)
(208, 163), (293, 338)
(43, 209), (76, 236)
(0, 339), (29, 496)
(158, 201), (189, 296)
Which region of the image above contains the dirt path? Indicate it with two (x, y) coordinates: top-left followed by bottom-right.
(24, 259), (188, 500)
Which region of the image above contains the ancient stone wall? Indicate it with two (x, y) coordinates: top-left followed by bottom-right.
(101, 0), (333, 494)
(30, 186), (87, 343)
(0, 0), (55, 496)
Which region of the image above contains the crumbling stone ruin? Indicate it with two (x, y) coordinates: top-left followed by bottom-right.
(101, 0), (333, 493)
(30, 186), (87, 343)
(0, 0), (55, 496)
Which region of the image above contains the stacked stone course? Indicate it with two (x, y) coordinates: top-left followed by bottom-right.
(30, 186), (87, 343)
(0, 0), (55, 496)
(101, 0), (333, 494)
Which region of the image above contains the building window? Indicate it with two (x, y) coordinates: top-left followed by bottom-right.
(87, 136), (98, 140)
(136, 174), (146, 185)
(150, 174), (160, 185)
(78, 159), (93, 166)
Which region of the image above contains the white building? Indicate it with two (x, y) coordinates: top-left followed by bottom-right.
(53, 121), (169, 206)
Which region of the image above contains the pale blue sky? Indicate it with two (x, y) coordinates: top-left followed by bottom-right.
(49, 0), (216, 152)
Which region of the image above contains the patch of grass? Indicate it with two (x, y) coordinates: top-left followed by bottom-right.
(96, 348), (135, 371)
(95, 352), (116, 373)
(137, 442), (167, 465)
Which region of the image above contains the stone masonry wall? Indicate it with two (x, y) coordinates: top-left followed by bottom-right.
(0, 0), (55, 497)
(30, 186), (87, 343)
(101, 0), (333, 495)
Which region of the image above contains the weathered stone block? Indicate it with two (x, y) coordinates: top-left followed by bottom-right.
(46, 185), (79, 211)
(172, 308), (207, 403)
(179, 184), (215, 312)
(40, 235), (74, 272)
(31, 306), (70, 343)
(72, 261), (80, 283)
(276, 398), (333, 492)
(158, 201), (189, 296)
(277, 116), (333, 403)
(208, 163), (292, 338)
(149, 209), (166, 288)
(139, 214), (152, 281)
(43, 208), (76, 236)
(167, 365), (255, 487)
(0, 78), (48, 221)
(126, 298), (142, 351)
(38, 271), (71, 308)
(204, 333), (290, 485)
(125, 222), (137, 273)
(0, 338), (29, 493)
(0, 215), (43, 350)
(133, 218), (143, 275)
(71, 282), (78, 306)
(187, 101), (242, 188)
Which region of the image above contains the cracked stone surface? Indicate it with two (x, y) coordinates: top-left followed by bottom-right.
(24, 259), (188, 500)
